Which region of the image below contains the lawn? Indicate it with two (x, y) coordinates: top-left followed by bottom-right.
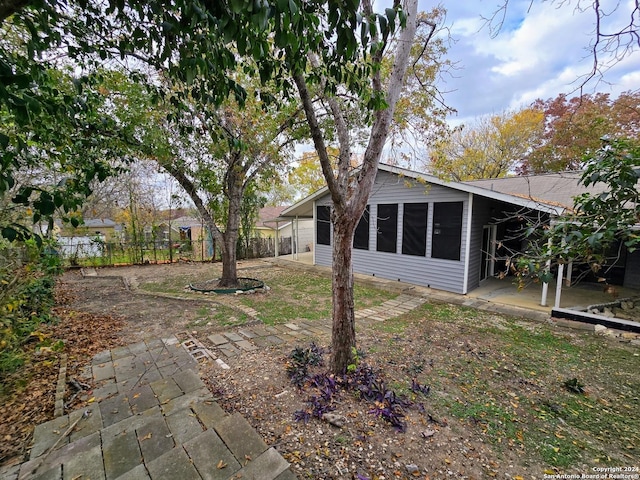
(365, 302), (640, 472)
(139, 265), (397, 325)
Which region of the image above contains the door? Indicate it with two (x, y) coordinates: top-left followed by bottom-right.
(480, 225), (497, 281)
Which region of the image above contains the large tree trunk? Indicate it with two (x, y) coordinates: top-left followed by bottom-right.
(330, 213), (358, 373)
(219, 187), (241, 287)
(218, 162), (244, 287)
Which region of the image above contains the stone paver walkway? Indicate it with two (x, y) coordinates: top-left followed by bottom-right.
(6, 337), (296, 480)
(202, 294), (428, 361)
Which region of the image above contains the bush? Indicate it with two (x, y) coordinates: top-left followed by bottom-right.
(0, 238), (62, 379)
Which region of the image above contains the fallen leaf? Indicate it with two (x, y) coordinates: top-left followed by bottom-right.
(217, 459), (227, 469)
(87, 397), (96, 403)
(140, 432), (152, 441)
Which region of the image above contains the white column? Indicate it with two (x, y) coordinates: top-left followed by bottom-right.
(554, 236), (567, 308)
(274, 221), (280, 258)
(541, 237), (552, 307)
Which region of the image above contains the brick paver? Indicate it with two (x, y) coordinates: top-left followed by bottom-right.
(15, 337), (297, 480)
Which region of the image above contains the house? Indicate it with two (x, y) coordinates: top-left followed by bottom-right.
(280, 164), (640, 298)
(257, 206), (314, 256)
(76, 218), (120, 241)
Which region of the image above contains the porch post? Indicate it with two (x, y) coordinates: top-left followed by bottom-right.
(554, 263), (565, 308)
(294, 215), (299, 260)
(565, 261), (573, 287)
(275, 221), (280, 258)
(554, 236), (567, 308)
(541, 237), (552, 306)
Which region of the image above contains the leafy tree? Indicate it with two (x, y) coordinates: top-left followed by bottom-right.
(238, 183), (266, 258)
(522, 92), (640, 173)
(291, 0), (427, 373)
(287, 148), (341, 200)
(156, 78), (302, 286)
(0, 62), (124, 241)
(517, 138), (640, 285)
(429, 108), (544, 181)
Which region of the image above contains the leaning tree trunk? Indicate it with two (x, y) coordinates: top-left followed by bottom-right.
(330, 214), (358, 373)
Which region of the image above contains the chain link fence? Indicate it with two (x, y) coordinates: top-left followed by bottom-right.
(55, 235), (293, 267)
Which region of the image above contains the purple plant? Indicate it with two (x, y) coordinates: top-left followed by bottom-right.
(289, 343), (431, 432)
(293, 409), (312, 423)
(411, 379), (431, 396)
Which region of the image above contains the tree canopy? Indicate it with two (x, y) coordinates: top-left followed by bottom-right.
(521, 92), (640, 173)
(429, 108), (544, 181)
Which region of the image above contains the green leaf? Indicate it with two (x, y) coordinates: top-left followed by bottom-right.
(1, 227), (18, 242)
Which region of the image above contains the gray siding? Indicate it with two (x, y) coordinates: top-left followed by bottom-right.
(313, 171), (470, 294)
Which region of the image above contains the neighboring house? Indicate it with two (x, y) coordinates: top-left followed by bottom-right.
(77, 218), (120, 241)
(171, 216), (214, 260)
(280, 164), (640, 296)
(258, 206), (314, 255)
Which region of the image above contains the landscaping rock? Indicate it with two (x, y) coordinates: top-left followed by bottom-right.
(405, 464), (420, 475)
(321, 413), (346, 428)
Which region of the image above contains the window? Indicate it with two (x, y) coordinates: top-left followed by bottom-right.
(376, 204), (398, 253)
(353, 206), (370, 250)
(432, 202), (463, 260)
(402, 203), (428, 256)
(316, 205), (331, 245)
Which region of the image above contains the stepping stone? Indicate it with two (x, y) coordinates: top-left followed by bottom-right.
(165, 409), (203, 444)
(234, 447), (290, 480)
(183, 429), (241, 480)
(218, 343), (241, 358)
(249, 325), (271, 337)
(284, 323), (300, 331)
(213, 413), (268, 461)
(191, 401), (227, 429)
(236, 340), (258, 352)
(223, 332), (244, 342)
(208, 334), (228, 346)
(136, 415), (174, 463)
(99, 393), (133, 428)
(173, 369), (206, 393)
(103, 429), (142, 479)
(149, 378), (182, 403)
(128, 384), (159, 414)
(238, 328), (258, 339)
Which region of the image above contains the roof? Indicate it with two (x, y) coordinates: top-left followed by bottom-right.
(280, 163), (570, 218)
(465, 171), (608, 210)
(256, 206), (288, 229)
(83, 218), (117, 228)
(172, 216), (203, 228)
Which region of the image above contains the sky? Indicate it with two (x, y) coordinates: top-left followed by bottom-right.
(426, 1), (640, 126)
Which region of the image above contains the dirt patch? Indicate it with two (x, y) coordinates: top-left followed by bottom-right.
(60, 262), (254, 341)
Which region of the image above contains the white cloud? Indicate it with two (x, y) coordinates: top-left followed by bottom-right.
(431, 0), (640, 125)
